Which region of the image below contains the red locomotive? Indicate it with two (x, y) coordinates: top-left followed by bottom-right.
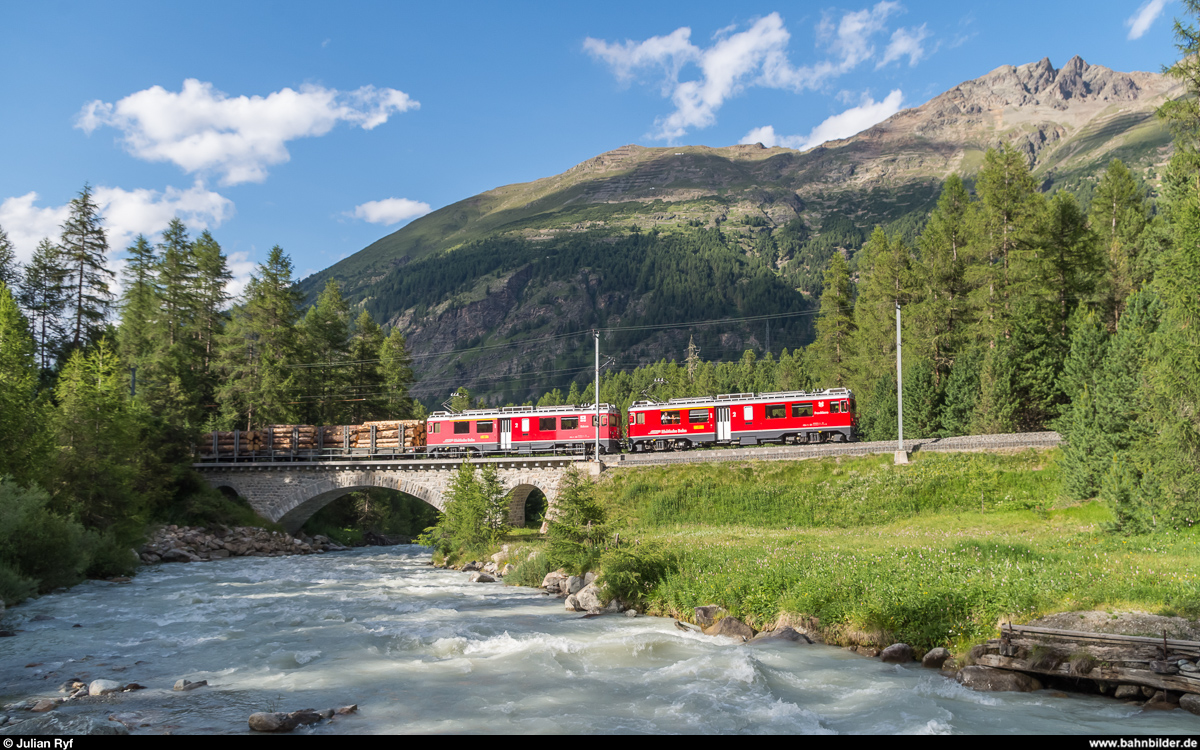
(426, 403), (622, 455)
(626, 388), (856, 451)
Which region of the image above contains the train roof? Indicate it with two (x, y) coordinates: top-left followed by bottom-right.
(630, 388), (854, 409)
(429, 403), (619, 420)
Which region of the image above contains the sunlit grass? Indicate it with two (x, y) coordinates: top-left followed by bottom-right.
(589, 450), (1200, 652)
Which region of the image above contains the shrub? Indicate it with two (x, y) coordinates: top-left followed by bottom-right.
(598, 543), (677, 606)
(0, 478), (90, 594)
(546, 468), (606, 573)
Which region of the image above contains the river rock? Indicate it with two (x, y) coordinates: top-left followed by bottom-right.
(0, 714), (128, 736)
(248, 712), (299, 732)
(89, 679), (124, 696)
(694, 605), (727, 627)
(501, 564), (514, 577)
(625, 609), (638, 618)
(335, 705), (358, 715)
(956, 666), (1043, 692)
(542, 571), (569, 595)
(703, 617), (756, 640)
(29, 700), (57, 713)
(575, 582), (605, 611)
(161, 548), (198, 563)
(173, 679), (207, 691)
(564, 594), (582, 612)
(461, 561), (483, 572)
(1180, 694), (1200, 715)
(482, 562), (498, 575)
(469, 572), (496, 583)
(750, 627), (812, 644)
(922, 647), (951, 669)
(1114, 684), (1143, 700)
(880, 643), (914, 663)
(567, 575), (586, 595)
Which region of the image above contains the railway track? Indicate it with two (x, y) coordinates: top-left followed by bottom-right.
(607, 432), (1061, 467)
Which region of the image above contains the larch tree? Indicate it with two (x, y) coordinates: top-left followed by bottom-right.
(347, 310), (386, 423)
(58, 184), (114, 353)
(1089, 160), (1148, 328)
(191, 230), (232, 400)
(18, 238), (68, 372)
(380, 327), (416, 418)
(0, 226), (18, 289)
(806, 251), (855, 388)
(117, 235), (158, 376)
(297, 279), (352, 425)
(911, 174), (972, 384)
(0, 283), (47, 485)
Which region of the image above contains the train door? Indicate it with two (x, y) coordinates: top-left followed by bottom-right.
(500, 418), (512, 450)
(716, 406), (731, 442)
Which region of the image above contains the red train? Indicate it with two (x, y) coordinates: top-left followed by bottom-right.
(626, 388), (856, 451)
(426, 404), (623, 455)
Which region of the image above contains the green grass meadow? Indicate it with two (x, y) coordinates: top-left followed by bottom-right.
(590, 450), (1200, 652)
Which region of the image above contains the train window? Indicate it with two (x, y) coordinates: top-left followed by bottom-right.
(454, 422), (470, 434)
(689, 409), (708, 424)
(765, 404), (786, 419)
(743, 405), (754, 421)
(831, 402), (841, 413)
(841, 400), (850, 413)
(849, 399), (856, 413)
(636, 413), (645, 425)
(431, 422), (440, 434)
(792, 403), (813, 418)
(521, 418), (529, 432)
(476, 420), (493, 433)
(661, 411), (681, 425)
(602, 415), (608, 426)
(539, 417), (556, 431)
(561, 417), (579, 430)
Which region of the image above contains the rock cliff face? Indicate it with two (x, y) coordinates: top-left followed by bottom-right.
(304, 57), (1180, 405)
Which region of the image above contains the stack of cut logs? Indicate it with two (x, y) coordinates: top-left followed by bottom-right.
(198, 419), (427, 457)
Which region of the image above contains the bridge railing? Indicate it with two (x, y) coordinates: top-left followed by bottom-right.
(193, 444), (597, 464)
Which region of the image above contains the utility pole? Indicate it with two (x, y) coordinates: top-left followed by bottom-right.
(594, 329), (600, 461)
(895, 301), (908, 464)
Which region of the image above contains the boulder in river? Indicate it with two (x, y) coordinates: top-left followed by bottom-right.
(703, 617), (756, 640)
(468, 572), (496, 583)
(694, 605), (727, 627)
(88, 679), (124, 696)
(248, 712), (300, 732)
(880, 643), (914, 663)
(173, 679), (208, 691)
(921, 647), (951, 669)
(1180, 694), (1200, 715)
(956, 666), (1043, 692)
(1114, 684), (1143, 700)
(750, 627), (812, 644)
(29, 700), (57, 713)
(575, 582), (605, 612)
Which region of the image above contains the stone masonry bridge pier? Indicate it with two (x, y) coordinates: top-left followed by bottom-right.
(194, 455), (593, 533)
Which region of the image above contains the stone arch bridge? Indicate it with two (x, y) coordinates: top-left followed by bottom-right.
(194, 456), (595, 533)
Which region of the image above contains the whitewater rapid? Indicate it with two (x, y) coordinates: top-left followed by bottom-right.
(0, 545), (1195, 734)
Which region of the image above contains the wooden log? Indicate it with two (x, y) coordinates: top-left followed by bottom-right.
(975, 653), (1200, 694)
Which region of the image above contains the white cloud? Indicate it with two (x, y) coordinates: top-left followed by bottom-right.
(877, 24), (930, 68)
(226, 250), (258, 299)
(586, 4), (917, 141)
(1127, 0), (1169, 39)
(350, 197), (431, 226)
(77, 79), (418, 185)
(740, 89), (904, 150)
(0, 184), (234, 265)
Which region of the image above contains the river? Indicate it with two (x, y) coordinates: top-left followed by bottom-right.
(0, 545), (1196, 734)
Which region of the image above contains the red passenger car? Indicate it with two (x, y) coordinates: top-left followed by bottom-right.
(427, 404), (622, 455)
(626, 388), (856, 451)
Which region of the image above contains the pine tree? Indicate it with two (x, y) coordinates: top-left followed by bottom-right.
(1090, 160), (1149, 327)
(807, 251), (855, 387)
(1034, 191), (1100, 338)
(912, 174), (972, 382)
(347, 310), (386, 423)
(0, 225), (18, 289)
(848, 228), (912, 423)
(0, 283), (47, 485)
(18, 239), (68, 372)
(216, 246), (302, 429)
(545, 467), (606, 573)
(297, 279), (351, 424)
(117, 235), (158, 374)
(968, 148), (1043, 344)
(191, 230), (232, 397)
(479, 463), (511, 549)
(1056, 307), (1111, 499)
(59, 184), (114, 353)
(380, 328), (416, 418)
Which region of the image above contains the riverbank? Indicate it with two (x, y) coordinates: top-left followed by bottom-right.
(577, 450), (1200, 655)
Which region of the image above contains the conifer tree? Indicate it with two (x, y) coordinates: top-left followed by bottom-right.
(1090, 160), (1149, 327)
(0, 226), (18, 289)
(59, 184), (114, 353)
(1035, 191), (1100, 337)
(0, 283), (46, 485)
(911, 174), (972, 382)
(117, 235), (158, 374)
(18, 238), (68, 372)
(347, 310), (386, 423)
(298, 279), (352, 424)
(968, 148), (1042, 344)
(191, 230), (232, 392)
(848, 228), (912, 421)
(216, 246), (302, 429)
(380, 328), (416, 418)
(1056, 307), (1111, 499)
(807, 251), (855, 387)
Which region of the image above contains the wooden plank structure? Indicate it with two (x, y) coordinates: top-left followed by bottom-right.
(977, 623), (1200, 695)
(196, 419), (427, 460)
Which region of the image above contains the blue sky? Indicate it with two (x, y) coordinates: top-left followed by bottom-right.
(0, 0), (1184, 294)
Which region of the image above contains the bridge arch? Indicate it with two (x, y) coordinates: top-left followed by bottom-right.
(275, 471), (446, 533)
